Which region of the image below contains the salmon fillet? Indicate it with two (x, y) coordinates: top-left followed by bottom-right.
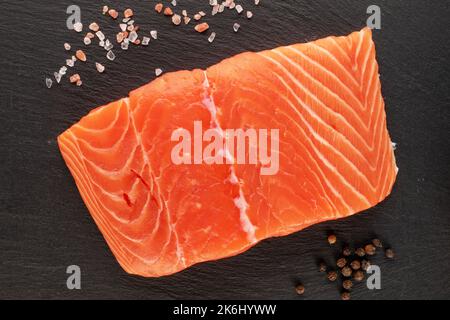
(58, 28), (398, 277)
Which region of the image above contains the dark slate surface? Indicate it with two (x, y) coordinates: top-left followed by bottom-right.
(0, 0), (449, 300)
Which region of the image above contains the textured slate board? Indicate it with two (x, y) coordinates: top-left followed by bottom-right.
(0, 0), (449, 300)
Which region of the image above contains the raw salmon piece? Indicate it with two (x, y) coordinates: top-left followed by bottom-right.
(58, 28), (398, 277)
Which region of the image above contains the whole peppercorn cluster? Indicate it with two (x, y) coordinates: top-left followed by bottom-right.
(314, 234), (395, 300)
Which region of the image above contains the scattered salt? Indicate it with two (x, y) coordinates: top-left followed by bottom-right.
(247, 11), (253, 19)
(66, 59), (74, 67)
(236, 5), (243, 14)
(84, 37), (92, 45)
(64, 43), (71, 51)
(150, 30), (158, 40)
(120, 24), (127, 32)
(233, 23), (241, 32)
(171, 0), (177, 6)
(155, 68), (163, 76)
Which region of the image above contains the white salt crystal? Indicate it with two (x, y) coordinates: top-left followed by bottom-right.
(45, 78), (53, 88)
(120, 24), (127, 32)
(255, 0), (260, 5)
(128, 31), (138, 43)
(59, 66), (68, 75)
(99, 40), (105, 47)
(104, 39), (113, 50)
(233, 23), (241, 32)
(96, 31), (105, 41)
(208, 32), (216, 43)
(95, 62), (105, 73)
(66, 59), (74, 67)
(171, 0), (177, 6)
(83, 37), (91, 45)
(155, 68), (163, 77)
(121, 40), (129, 50)
(64, 43), (71, 51)
(54, 72), (62, 83)
(247, 11), (253, 19)
(236, 5), (243, 14)
(142, 37), (150, 46)
(150, 30), (158, 39)
(106, 50), (116, 61)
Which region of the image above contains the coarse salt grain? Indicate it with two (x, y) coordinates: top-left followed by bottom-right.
(164, 7), (174, 16)
(155, 68), (163, 76)
(96, 31), (105, 41)
(76, 50), (87, 62)
(233, 23), (240, 32)
(84, 37), (92, 45)
(236, 5), (243, 14)
(142, 37), (150, 46)
(195, 22), (209, 33)
(150, 30), (158, 39)
(108, 9), (119, 19)
(208, 32), (216, 43)
(155, 3), (163, 13)
(54, 72), (62, 83)
(247, 11), (253, 19)
(64, 43), (71, 51)
(124, 8), (134, 18)
(45, 78), (53, 88)
(95, 62), (105, 73)
(70, 74), (80, 83)
(89, 22), (100, 32)
(172, 14), (182, 25)
(106, 50), (116, 61)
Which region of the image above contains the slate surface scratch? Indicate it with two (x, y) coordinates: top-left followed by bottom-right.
(0, 0), (449, 299)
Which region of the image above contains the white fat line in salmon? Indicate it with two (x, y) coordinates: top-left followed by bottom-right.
(170, 121), (280, 176)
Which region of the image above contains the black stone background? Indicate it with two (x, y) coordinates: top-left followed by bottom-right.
(0, 0), (449, 299)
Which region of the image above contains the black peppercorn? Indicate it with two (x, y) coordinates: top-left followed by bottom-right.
(319, 262), (327, 272)
(372, 238), (383, 248)
(295, 284), (305, 295)
(355, 247), (366, 257)
(328, 234), (337, 245)
(353, 270), (364, 282)
(336, 257), (347, 268)
(343, 279), (353, 290)
(350, 260), (361, 270)
(341, 291), (351, 300)
(341, 266), (352, 277)
(327, 271), (338, 282)
(385, 248), (395, 259)
(365, 244), (376, 256)
(342, 246), (352, 256)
